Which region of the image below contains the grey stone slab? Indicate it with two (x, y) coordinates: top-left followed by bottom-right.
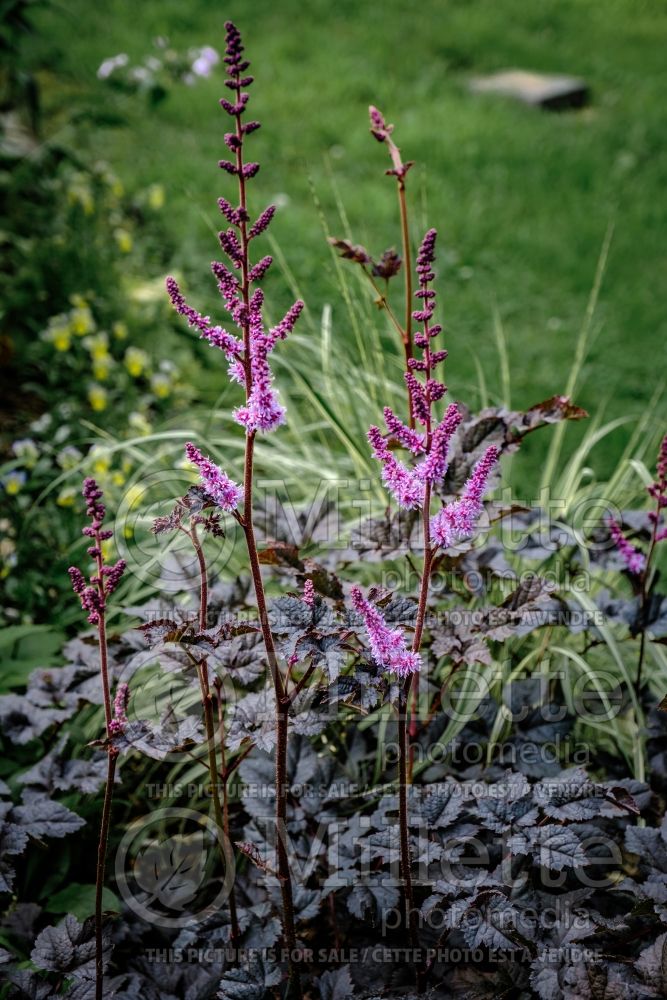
(469, 69), (589, 110)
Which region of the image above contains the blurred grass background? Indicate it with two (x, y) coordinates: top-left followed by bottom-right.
(25, 0), (667, 461)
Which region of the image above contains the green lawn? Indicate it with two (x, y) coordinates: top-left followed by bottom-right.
(27, 0), (667, 474)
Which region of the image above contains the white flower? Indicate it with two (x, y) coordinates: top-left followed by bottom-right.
(97, 53), (129, 80)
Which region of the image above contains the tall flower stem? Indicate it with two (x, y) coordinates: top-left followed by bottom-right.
(185, 524), (240, 943)
(214, 677), (240, 943)
(636, 511), (660, 698)
(68, 480), (126, 1000)
(359, 226), (494, 994)
(92, 528), (114, 1000)
(369, 106), (415, 425)
(241, 449), (301, 998)
(397, 180), (413, 370)
(167, 24), (305, 993)
(229, 56), (301, 998)
(95, 748), (116, 999)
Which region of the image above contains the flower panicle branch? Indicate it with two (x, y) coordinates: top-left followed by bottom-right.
(607, 433), (667, 576)
(608, 518), (646, 576)
(430, 445), (500, 550)
(109, 682), (130, 736)
(166, 21), (304, 440)
(351, 586), (420, 678)
(184, 442), (242, 513)
(68, 478), (126, 626)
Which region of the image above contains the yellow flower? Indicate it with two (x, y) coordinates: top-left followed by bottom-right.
(43, 316), (72, 352)
(124, 347), (150, 378)
(150, 372), (171, 398)
(147, 183), (165, 210)
(68, 183), (94, 215)
(84, 330), (110, 360)
(101, 538), (113, 562)
(70, 293), (88, 309)
(2, 471), (26, 495)
(70, 305), (95, 336)
(88, 384), (108, 411)
(56, 487), (77, 508)
(128, 411), (151, 435)
(125, 483), (146, 509)
(53, 329), (71, 352)
(12, 439), (39, 468)
(114, 228), (133, 254)
(56, 446), (83, 470)
(112, 471), (126, 487)
(94, 356), (113, 380)
(112, 320), (128, 341)
(88, 445), (112, 475)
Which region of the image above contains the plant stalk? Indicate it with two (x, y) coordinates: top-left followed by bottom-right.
(187, 524), (240, 942)
(233, 86), (301, 997)
(93, 540), (114, 1000)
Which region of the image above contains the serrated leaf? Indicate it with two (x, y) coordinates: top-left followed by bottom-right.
(31, 913), (110, 979)
(13, 792), (86, 840)
(217, 953), (281, 999)
(315, 965), (355, 999)
(134, 833), (206, 911)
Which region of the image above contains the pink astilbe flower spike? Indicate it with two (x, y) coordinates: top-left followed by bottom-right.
(368, 426), (425, 510)
(234, 293), (286, 433)
(269, 300), (305, 344)
(608, 518), (646, 575)
(185, 442), (242, 512)
(416, 402), (462, 483)
(383, 407), (426, 454)
(302, 579), (315, 607)
(431, 445), (499, 549)
(109, 682), (130, 736)
(351, 586), (420, 677)
(648, 433), (667, 539)
(69, 478), (125, 625)
(166, 276), (241, 360)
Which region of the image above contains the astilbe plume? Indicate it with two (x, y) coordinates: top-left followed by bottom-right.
(367, 227), (498, 547)
(350, 586), (420, 677)
(166, 20), (303, 442)
(302, 579), (315, 607)
(68, 478), (126, 625)
(184, 442), (242, 512)
(607, 518), (646, 575)
(607, 433), (667, 573)
(109, 682), (130, 736)
(367, 425), (425, 510)
(167, 24), (305, 993)
(430, 445), (500, 549)
(649, 432), (667, 542)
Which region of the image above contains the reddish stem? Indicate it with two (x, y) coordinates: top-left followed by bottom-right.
(232, 79), (300, 998)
